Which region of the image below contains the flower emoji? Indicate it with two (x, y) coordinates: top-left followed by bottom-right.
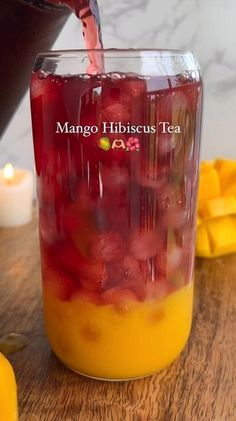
(126, 137), (140, 151)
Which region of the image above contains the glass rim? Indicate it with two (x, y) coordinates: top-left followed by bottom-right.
(36, 48), (196, 59)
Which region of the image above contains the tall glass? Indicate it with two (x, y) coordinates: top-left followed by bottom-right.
(30, 50), (202, 380)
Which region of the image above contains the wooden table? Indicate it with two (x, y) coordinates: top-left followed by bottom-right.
(0, 215), (235, 421)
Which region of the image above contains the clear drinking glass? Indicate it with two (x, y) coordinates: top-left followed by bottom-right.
(30, 49), (203, 380)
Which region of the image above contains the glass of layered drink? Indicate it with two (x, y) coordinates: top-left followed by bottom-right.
(30, 49), (202, 380)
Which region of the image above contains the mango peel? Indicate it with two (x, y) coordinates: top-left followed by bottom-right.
(196, 159), (236, 258)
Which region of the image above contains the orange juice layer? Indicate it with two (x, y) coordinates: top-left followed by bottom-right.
(43, 282), (193, 380)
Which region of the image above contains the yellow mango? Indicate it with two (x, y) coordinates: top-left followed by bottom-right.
(198, 165), (221, 205)
(200, 195), (236, 219)
(206, 216), (236, 257)
(196, 215), (202, 226)
(0, 353), (18, 421)
(214, 159), (236, 190)
(196, 224), (211, 257)
(201, 160), (215, 170)
(224, 182), (236, 196)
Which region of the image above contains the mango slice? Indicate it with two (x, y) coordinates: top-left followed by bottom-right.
(214, 159), (236, 191)
(199, 195), (236, 219)
(198, 164), (221, 205)
(196, 215), (202, 226)
(196, 224), (211, 257)
(0, 353), (18, 421)
(224, 182), (236, 196)
(207, 216), (236, 257)
(196, 159), (236, 258)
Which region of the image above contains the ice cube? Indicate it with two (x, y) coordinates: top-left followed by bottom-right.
(91, 231), (126, 262)
(130, 229), (160, 260)
(102, 93), (131, 122)
(100, 165), (129, 191)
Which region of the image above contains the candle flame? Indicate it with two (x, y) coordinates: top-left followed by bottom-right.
(3, 163), (15, 182)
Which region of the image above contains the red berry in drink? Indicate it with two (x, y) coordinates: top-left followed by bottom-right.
(91, 232), (126, 262)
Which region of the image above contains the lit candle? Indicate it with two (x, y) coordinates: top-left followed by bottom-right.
(0, 163), (33, 227)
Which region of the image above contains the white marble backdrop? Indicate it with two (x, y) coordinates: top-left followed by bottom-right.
(1, 0), (236, 171)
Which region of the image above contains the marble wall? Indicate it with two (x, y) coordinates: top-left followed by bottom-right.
(1, 0), (236, 171)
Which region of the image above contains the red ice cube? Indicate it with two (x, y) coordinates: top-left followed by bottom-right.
(135, 163), (169, 190)
(145, 279), (172, 301)
(100, 165), (129, 191)
(121, 79), (146, 97)
(75, 288), (101, 305)
(76, 180), (96, 211)
(102, 90), (131, 123)
(130, 229), (160, 260)
(102, 287), (137, 305)
(79, 261), (108, 292)
(58, 242), (85, 277)
(30, 71), (52, 100)
(42, 266), (79, 301)
(167, 245), (183, 278)
(121, 255), (146, 300)
(91, 231), (126, 262)
(158, 184), (184, 210)
(63, 205), (96, 257)
(39, 209), (58, 245)
(104, 255), (145, 300)
(162, 208), (188, 229)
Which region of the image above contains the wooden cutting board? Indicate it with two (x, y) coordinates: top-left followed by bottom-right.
(0, 214), (235, 421)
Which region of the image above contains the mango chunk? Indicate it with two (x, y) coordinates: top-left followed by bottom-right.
(207, 216), (236, 256)
(224, 182), (236, 196)
(0, 353), (18, 421)
(198, 165), (221, 205)
(196, 224), (211, 257)
(200, 195), (236, 219)
(214, 159), (236, 190)
(201, 160), (215, 170)
(196, 215), (202, 226)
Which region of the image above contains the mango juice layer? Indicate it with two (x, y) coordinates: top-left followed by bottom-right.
(43, 282), (193, 380)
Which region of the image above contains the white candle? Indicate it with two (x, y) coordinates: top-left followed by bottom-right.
(0, 163), (34, 227)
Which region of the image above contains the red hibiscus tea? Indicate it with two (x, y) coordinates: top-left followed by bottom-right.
(31, 50), (202, 380)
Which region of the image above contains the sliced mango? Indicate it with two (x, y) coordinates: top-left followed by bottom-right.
(198, 165), (221, 205)
(199, 195), (236, 219)
(214, 159), (236, 191)
(196, 159), (236, 258)
(206, 216), (236, 257)
(0, 352), (18, 421)
(224, 182), (236, 196)
(196, 215), (202, 226)
(201, 160), (215, 170)
(196, 224), (211, 257)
